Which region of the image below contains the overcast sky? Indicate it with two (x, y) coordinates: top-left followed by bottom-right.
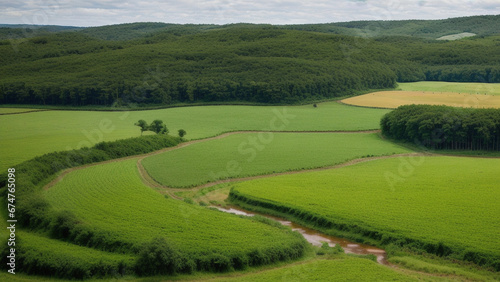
(1, 0), (499, 27)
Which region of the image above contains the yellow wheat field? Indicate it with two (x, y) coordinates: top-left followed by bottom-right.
(341, 91), (500, 109)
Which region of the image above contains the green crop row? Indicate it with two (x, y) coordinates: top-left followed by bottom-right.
(229, 156), (500, 270)
(142, 132), (413, 187)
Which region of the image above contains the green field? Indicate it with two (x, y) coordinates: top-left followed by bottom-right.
(399, 81), (500, 95)
(44, 158), (306, 265)
(142, 132), (413, 187)
(230, 156), (500, 266)
(0, 102), (389, 172)
(215, 258), (421, 281)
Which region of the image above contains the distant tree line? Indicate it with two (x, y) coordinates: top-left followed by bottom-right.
(381, 105), (500, 151)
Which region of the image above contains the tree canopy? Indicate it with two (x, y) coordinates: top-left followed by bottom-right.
(135, 119), (168, 135)
(381, 105), (500, 151)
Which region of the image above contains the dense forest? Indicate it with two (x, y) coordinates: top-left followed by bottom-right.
(0, 15), (499, 106)
(381, 105), (500, 151)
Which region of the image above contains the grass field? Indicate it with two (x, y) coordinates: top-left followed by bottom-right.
(215, 258), (421, 281)
(230, 156), (500, 265)
(0, 102), (389, 172)
(399, 81), (500, 95)
(341, 91), (500, 109)
(44, 158), (306, 261)
(142, 132), (413, 187)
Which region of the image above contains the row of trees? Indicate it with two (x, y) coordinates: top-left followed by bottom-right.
(0, 69), (395, 106)
(381, 105), (500, 151)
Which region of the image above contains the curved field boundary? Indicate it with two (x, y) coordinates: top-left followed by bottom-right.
(138, 152), (430, 199)
(44, 130), (379, 191)
(336, 100), (393, 110)
(45, 130), (499, 196)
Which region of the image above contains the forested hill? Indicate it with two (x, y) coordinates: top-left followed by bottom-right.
(2, 15), (498, 41)
(0, 16), (499, 107)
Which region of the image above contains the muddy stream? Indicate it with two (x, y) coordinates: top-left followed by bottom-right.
(216, 206), (388, 265)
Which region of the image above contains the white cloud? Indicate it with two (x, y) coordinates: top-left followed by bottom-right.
(0, 0), (498, 26)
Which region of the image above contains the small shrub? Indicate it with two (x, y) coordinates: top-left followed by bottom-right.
(183, 198), (195, 205)
(135, 237), (187, 276)
(50, 210), (78, 239)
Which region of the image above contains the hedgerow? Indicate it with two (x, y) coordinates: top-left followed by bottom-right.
(0, 231), (135, 279)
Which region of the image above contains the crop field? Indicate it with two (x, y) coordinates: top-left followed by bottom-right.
(0, 102), (389, 172)
(44, 158), (306, 261)
(399, 81), (500, 95)
(230, 156), (500, 265)
(142, 132), (413, 187)
(216, 258), (421, 281)
(341, 91), (500, 109)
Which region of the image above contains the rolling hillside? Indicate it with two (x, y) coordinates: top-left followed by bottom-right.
(0, 15), (499, 107)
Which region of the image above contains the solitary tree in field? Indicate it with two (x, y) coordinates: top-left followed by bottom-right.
(135, 119), (149, 136)
(149, 119), (169, 134)
(178, 129), (187, 138)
